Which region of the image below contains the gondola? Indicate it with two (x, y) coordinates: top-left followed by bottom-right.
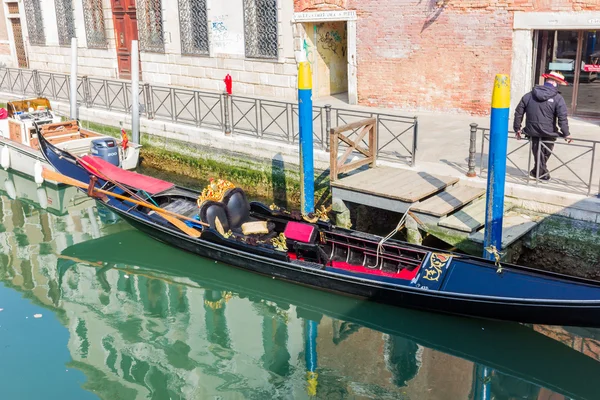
(58, 230), (600, 400)
(37, 130), (600, 327)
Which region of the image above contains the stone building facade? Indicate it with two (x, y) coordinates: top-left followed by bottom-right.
(8, 0), (298, 99)
(4, 0), (600, 115)
(293, 0), (600, 115)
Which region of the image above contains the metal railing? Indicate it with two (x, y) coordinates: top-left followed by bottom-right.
(0, 67), (418, 166)
(468, 124), (600, 196)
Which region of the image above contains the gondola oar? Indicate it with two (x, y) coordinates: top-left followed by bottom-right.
(42, 168), (205, 238)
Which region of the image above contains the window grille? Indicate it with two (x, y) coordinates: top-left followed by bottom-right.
(23, 0), (45, 45)
(178, 0), (209, 56)
(137, 0), (164, 53)
(82, 0), (107, 49)
(55, 0), (76, 46)
(243, 0), (278, 59)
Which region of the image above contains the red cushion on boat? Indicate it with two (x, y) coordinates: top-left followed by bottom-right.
(284, 221), (317, 243)
(81, 155), (174, 195)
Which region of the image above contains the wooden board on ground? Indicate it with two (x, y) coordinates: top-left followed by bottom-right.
(438, 198), (514, 233)
(411, 185), (485, 217)
(469, 211), (542, 248)
(331, 167), (459, 203)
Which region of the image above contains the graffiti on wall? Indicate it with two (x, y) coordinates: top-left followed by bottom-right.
(211, 13), (244, 54)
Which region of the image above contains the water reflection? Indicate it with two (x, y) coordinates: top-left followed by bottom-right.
(1, 173), (600, 399)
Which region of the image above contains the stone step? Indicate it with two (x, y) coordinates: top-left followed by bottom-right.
(469, 210), (544, 248)
(438, 198), (514, 233)
(412, 185), (486, 217)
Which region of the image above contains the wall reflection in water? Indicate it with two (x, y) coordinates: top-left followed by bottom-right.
(0, 170), (599, 400)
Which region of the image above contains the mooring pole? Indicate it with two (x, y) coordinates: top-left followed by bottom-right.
(131, 40), (140, 144)
(483, 74), (510, 260)
(70, 37), (78, 119)
(298, 61), (314, 214)
(305, 319), (319, 396)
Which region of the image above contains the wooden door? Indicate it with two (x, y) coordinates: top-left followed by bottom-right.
(111, 0), (139, 79)
(10, 18), (27, 68)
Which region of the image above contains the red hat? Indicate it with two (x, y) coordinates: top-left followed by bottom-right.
(542, 71), (568, 86)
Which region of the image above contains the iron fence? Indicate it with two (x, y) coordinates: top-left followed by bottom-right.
(0, 67), (418, 166)
(470, 125), (600, 196)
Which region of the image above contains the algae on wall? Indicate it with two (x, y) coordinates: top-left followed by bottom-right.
(83, 119), (333, 207)
(514, 215), (600, 279)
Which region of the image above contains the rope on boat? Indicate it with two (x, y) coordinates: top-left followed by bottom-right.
(367, 205), (413, 269)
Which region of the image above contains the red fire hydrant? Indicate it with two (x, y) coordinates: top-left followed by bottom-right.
(224, 74), (232, 95)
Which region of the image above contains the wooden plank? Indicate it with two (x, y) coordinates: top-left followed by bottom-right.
(331, 167), (458, 203)
(469, 211), (542, 248)
(411, 185), (485, 217)
(332, 117), (376, 135)
(397, 173), (459, 201)
(438, 198), (515, 233)
(438, 198), (487, 233)
(333, 168), (416, 195)
(338, 158), (373, 174)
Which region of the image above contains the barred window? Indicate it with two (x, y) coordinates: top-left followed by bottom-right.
(55, 0), (76, 46)
(243, 0), (278, 59)
(23, 0), (45, 45)
(137, 0), (164, 53)
(178, 0), (208, 56)
(82, 0), (107, 49)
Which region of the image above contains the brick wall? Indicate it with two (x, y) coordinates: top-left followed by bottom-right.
(294, 1), (600, 114)
(295, 0), (348, 11)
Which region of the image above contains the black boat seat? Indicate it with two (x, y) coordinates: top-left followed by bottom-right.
(199, 200), (230, 232)
(223, 188), (251, 230)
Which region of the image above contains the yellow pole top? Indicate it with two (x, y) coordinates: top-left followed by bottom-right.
(306, 371), (318, 397)
(298, 61), (312, 90)
(491, 74), (510, 109)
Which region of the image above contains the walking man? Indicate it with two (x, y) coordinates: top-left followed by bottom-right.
(513, 71), (572, 181)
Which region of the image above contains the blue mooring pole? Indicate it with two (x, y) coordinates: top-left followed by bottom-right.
(305, 320), (318, 396)
(298, 61), (315, 215)
(483, 74), (510, 260)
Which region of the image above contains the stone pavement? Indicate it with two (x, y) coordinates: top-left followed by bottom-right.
(316, 94), (600, 197)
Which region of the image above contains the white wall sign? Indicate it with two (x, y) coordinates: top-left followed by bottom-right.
(293, 10), (357, 22)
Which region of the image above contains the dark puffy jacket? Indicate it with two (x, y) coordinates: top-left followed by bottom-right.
(513, 85), (570, 138)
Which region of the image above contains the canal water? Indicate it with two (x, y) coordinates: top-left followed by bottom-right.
(1, 170), (600, 400)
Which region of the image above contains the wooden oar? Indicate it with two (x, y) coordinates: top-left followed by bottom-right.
(64, 156), (205, 240)
(42, 168), (205, 238)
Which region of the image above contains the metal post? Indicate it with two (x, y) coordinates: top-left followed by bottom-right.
(467, 123), (478, 177)
(131, 40), (140, 144)
(142, 83), (151, 119)
(412, 116), (418, 167)
(69, 37), (78, 119)
(325, 104), (332, 152)
(483, 74), (510, 260)
(298, 61), (315, 214)
(223, 92), (232, 135)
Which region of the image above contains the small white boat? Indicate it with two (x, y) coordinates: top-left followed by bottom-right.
(0, 97), (140, 186)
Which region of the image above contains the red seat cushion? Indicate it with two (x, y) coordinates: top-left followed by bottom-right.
(284, 221), (317, 243)
(81, 155), (174, 194)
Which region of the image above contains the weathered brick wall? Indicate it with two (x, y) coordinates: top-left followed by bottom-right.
(349, 1), (513, 114)
(294, 0), (600, 114)
(295, 0), (348, 11)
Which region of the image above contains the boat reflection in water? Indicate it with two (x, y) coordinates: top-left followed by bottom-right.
(1, 174), (600, 399)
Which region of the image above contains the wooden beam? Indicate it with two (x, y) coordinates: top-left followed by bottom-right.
(332, 117), (376, 135)
(337, 158), (373, 174)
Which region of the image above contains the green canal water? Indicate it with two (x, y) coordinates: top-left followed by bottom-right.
(1, 170), (600, 400)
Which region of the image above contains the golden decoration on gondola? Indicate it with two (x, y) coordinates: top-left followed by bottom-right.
(269, 203), (280, 211)
(302, 205), (332, 223)
(485, 245), (504, 274)
(271, 233), (288, 252)
(197, 178), (236, 207)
